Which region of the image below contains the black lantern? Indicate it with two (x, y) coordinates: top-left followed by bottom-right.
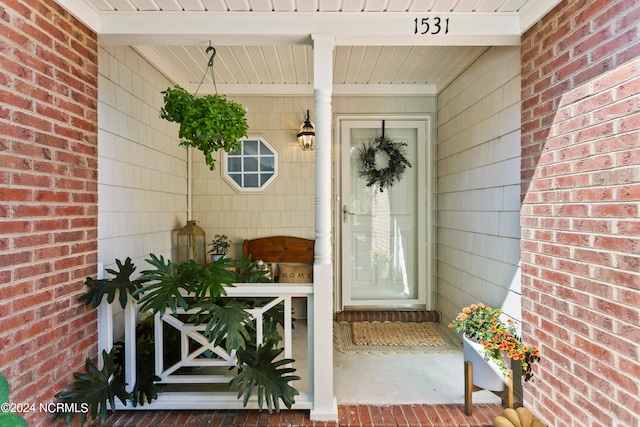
(297, 110), (315, 151)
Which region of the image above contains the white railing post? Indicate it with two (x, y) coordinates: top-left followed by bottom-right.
(154, 312), (163, 378)
(96, 297), (113, 369)
(284, 296), (292, 360)
(124, 294), (137, 394)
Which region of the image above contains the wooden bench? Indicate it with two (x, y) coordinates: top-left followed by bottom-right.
(243, 235), (314, 264)
(243, 236), (314, 319)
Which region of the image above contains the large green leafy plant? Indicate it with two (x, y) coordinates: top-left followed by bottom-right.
(160, 85), (249, 170)
(56, 349), (129, 426)
(0, 372), (28, 427)
(58, 255), (298, 425)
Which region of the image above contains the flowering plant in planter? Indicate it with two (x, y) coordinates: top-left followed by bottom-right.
(449, 303), (540, 382)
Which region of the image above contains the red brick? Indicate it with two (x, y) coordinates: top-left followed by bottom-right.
(33, 190), (70, 203)
(11, 233), (50, 249)
(592, 235), (639, 253)
(12, 172), (53, 188)
(0, 220), (31, 234)
(34, 102), (70, 123)
(592, 203), (638, 217)
(618, 111), (640, 133)
(0, 187), (33, 202)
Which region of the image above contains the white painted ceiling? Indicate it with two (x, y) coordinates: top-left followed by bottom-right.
(55, 0), (561, 95)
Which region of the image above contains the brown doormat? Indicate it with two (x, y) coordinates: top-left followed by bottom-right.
(335, 321), (461, 354)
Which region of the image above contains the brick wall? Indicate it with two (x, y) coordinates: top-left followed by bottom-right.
(0, 0), (98, 424)
(521, 1), (640, 425)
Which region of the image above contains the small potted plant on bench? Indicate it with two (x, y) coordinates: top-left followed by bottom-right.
(208, 234), (231, 262)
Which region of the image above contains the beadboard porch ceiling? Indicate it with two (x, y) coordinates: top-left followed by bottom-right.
(56, 0), (560, 95)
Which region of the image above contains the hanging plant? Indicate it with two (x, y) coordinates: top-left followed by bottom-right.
(357, 135), (412, 192)
(160, 85), (249, 170)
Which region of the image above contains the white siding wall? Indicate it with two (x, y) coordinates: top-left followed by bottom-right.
(192, 95), (436, 260)
(97, 45), (187, 273)
(191, 96), (316, 258)
(437, 46), (522, 325)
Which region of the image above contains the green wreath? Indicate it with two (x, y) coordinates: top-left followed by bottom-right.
(358, 136), (412, 192)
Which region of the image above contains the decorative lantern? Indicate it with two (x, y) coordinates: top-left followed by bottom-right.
(177, 220), (206, 265)
(297, 109), (315, 151)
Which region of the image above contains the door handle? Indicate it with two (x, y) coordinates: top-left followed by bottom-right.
(343, 205), (354, 223)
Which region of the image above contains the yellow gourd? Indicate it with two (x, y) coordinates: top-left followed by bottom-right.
(493, 407), (546, 427)
(516, 407), (533, 427)
(503, 408), (522, 427)
(494, 416), (515, 427)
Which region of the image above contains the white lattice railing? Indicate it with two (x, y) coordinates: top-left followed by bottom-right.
(97, 283), (314, 410)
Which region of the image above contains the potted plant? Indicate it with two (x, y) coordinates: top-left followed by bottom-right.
(160, 85), (249, 170)
(208, 234), (231, 261)
(449, 303), (540, 388)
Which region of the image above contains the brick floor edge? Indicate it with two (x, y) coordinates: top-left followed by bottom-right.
(81, 403), (503, 426)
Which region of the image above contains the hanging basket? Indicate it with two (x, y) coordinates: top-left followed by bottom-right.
(357, 135), (411, 192)
(159, 46), (248, 171)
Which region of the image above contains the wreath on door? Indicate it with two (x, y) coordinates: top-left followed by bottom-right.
(357, 135), (412, 192)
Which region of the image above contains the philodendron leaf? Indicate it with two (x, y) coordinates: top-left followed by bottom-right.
(55, 348), (129, 426)
(0, 373), (28, 427)
(78, 258), (143, 309)
(134, 255), (201, 316)
(192, 256), (236, 301)
(189, 300), (253, 352)
(230, 342), (300, 413)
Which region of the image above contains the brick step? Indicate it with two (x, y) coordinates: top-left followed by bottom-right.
(335, 310), (440, 323)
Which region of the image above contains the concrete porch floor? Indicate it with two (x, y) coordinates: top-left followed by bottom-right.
(85, 320), (506, 426)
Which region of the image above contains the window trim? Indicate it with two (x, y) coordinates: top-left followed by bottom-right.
(221, 135), (279, 193)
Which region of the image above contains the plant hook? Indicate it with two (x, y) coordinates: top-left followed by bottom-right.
(195, 42), (218, 95)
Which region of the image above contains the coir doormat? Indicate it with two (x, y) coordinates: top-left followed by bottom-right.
(334, 321), (461, 354)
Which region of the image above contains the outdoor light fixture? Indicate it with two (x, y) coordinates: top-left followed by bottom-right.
(297, 109), (315, 151)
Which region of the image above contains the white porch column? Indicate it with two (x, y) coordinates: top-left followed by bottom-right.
(310, 33), (338, 421)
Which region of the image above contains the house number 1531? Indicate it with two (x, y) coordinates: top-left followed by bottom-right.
(414, 17), (449, 35)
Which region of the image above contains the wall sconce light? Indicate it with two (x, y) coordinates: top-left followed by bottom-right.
(297, 109), (315, 151)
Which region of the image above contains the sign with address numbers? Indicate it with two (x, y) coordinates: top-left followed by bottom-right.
(414, 17), (450, 35)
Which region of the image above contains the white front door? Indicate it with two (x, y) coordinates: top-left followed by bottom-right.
(339, 117), (431, 309)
